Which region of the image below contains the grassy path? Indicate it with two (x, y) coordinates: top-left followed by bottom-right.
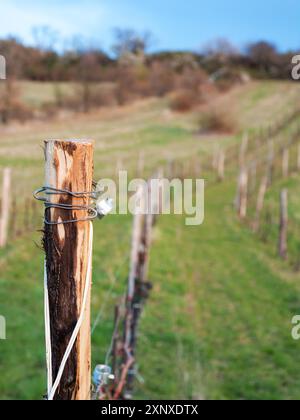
(135, 180), (300, 400)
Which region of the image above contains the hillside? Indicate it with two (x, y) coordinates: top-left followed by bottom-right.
(0, 80), (300, 399)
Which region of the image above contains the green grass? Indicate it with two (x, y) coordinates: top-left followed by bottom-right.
(1, 80), (300, 400)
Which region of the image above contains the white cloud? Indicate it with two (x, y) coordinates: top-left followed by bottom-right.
(0, 0), (107, 46)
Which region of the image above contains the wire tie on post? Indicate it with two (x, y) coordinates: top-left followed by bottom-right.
(33, 186), (113, 225)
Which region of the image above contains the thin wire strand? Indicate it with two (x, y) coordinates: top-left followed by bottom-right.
(45, 222), (93, 400)
(91, 254), (129, 335)
(33, 186), (98, 225)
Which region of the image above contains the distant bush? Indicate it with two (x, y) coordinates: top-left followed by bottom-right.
(169, 89), (199, 112)
(0, 80), (33, 124)
(198, 107), (237, 133)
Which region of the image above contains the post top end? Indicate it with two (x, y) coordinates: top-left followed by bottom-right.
(44, 139), (94, 146)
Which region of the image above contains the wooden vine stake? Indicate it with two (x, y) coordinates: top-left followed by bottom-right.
(43, 139), (94, 400)
(115, 180), (155, 400)
(237, 168), (248, 219)
(217, 150), (225, 182)
(126, 181), (153, 396)
(297, 144), (300, 171)
(0, 168), (12, 248)
(253, 176), (268, 232)
(267, 140), (274, 186)
(278, 189), (288, 260)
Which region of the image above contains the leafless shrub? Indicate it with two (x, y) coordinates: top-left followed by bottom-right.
(198, 107), (238, 133)
(169, 89), (199, 112)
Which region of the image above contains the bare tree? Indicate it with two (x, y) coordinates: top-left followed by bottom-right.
(112, 28), (153, 60)
(32, 25), (59, 52)
(246, 41), (279, 75)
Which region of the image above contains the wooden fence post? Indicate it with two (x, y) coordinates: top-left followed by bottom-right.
(250, 161), (257, 194)
(117, 185), (144, 400)
(278, 189), (288, 259)
(0, 168), (12, 248)
(10, 194), (17, 240)
(217, 150), (225, 182)
(116, 182), (154, 400)
(43, 139), (94, 400)
(253, 176), (268, 232)
(237, 168), (248, 219)
(297, 144), (300, 171)
(282, 148), (289, 178)
(152, 168), (164, 226)
(267, 140), (274, 186)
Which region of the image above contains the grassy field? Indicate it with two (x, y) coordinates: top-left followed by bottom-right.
(1, 80), (300, 400)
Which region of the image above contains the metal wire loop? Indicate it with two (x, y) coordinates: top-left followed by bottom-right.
(33, 185), (98, 225)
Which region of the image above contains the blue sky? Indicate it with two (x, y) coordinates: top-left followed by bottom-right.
(0, 0), (299, 52)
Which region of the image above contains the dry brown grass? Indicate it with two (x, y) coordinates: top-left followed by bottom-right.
(168, 89), (199, 112)
(198, 106), (238, 134)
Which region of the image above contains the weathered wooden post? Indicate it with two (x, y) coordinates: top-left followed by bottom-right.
(250, 161), (257, 194)
(267, 140), (274, 186)
(152, 168), (164, 226)
(10, 194), (17, 240)
(43, 139), (94, 400)
(0, 168), (12, 248)
(297, 144), (300, 171)
(278, 189), (288, 259)
(217, 150), (225, 182)
(237, 168), (248, 219)
(253, 176), (268, 232)
(282, 148), (289, 178)
(115, 181), (154, 399)
(117, 185), (144, 400)
(126, 182), (153, 397)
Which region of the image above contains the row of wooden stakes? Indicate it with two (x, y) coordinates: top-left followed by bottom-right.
(0, 167), (40, 249)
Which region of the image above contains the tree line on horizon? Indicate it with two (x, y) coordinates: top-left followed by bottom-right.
(0, 27), (298, 124)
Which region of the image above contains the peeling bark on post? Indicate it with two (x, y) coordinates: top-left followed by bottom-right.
(43, 139), (94, 400)
(0, 168), (12, 248)
(279, 189), (288, 260)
